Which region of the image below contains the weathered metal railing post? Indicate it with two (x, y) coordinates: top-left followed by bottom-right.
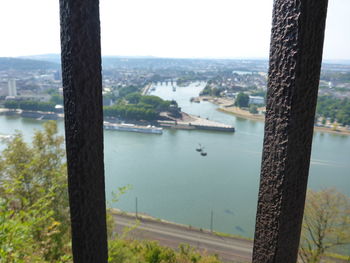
(253, 0), (328, 262)
(59, 0), (108, 262)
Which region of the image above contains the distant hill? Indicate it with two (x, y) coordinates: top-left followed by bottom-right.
(0, 57), (60, 71)
(20, 54), (62, 64)
(4, 54), (350, 72)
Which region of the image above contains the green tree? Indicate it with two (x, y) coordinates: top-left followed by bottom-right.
(4, 100), (19, 109)
(50, 94), (64, 105)
(299, 188), (350, 263)
(249, 104), (258, 114)
(0, 121), (71, 262)
(125, 92), (142, 104)
(140, 95), (163, 108)
(235, 93), (249, 108)
(211, 87), (221, 97)
(316, 96), (350, 125)
(200, 85), (212, 96)
(118, 85), (140, 98)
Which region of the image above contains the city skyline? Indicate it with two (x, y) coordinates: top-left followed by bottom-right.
(0, 0), (349, 60)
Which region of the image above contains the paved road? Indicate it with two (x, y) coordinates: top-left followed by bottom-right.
(113, 213), (253, 263)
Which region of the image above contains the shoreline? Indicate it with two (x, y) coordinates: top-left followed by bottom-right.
(109, 208), (252, 241)
(158, 111), (235, 132)
(198, 96), (350, 136)
(0, 108), (235, 133)
(219, 106), (350, 136)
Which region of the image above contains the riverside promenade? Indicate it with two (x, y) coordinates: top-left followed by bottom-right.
(158, 112), (235, 132)
(112, 211), (253, 263)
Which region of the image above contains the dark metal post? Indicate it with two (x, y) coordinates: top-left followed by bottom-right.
(253, 1), (328, 262)
(59, 0), (108, 262)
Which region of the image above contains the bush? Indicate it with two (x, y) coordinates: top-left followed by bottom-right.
(249, 105), (258, 114)
(108, 239), (222, 263)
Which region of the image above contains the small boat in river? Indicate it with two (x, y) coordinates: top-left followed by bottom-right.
(200, 146), (207, 156)
(196, 144), (202, 152)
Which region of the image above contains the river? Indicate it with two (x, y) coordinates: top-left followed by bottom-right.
(0, 82), (349, 238)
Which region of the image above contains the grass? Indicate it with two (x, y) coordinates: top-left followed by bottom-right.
(213, 231), (253, 241)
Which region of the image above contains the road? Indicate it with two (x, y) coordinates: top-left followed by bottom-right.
(142, 83), (153, 95)
(113, 213), (253, 263)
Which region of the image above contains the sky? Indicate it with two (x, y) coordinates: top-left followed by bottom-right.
(0, 0), (349, 60)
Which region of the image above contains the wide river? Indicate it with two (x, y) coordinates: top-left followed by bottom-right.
(1, 82), (349, 238)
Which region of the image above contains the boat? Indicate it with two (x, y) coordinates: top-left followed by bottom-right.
(190, 97), (200, 103)
(197, 144), (207, 156)
(104, 122), (163, 134)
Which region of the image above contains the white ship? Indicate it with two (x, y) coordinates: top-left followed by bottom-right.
(104, 122), (163, 134)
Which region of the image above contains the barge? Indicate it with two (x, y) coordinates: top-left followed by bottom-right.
(103, 122), (163, 134)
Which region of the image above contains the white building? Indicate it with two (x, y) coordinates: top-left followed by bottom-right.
(249, 96), (265, 105)
(8, 79), (17, 97)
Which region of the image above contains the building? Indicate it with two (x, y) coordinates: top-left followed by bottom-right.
(249, 96), (265, 105)
(8, 79), (17, 97)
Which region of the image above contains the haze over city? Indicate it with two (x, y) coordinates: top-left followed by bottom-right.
(0, 0), (350, 60)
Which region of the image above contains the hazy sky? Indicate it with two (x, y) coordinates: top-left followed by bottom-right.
(0, 0), (349, 60)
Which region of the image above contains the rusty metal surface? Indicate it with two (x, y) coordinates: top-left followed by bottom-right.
(253, 0), (328, 262)
(59, 0), (108, 262)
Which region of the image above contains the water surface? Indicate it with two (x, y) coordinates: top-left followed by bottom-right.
(1, 82), (349, 238)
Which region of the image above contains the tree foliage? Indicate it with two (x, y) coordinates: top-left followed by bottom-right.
(299, 188), (350, 263)
(316, 96), (350, 125)
(125, 92), (142, 104)
(104, 95), (177, 121)
(249, 104), (258, 114)
(0, 121), (71, 262)
(4, 100), (56, 112)
(104, 104), (158, 121)
(235, 92), (249, 108)
(117, 85), (140, 98)
(50, 94), (64, 105)
(200, 85), (221, 97)
(108, 239), (222, 263)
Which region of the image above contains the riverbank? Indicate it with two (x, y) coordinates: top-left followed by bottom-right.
(219, 106), (350, 136)
(197, 96), (350, 136)
(110, 208), (252, 241)
(159, 111), (235, 132)
(218, 106), (265, 122)
(111, 209), (348, 263)
(0, 108), (63, 120)
(110, 209), (253, 263)
(1, 107), (234, 133)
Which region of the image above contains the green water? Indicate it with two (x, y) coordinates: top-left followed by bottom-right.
(1, 82), (349, 238)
